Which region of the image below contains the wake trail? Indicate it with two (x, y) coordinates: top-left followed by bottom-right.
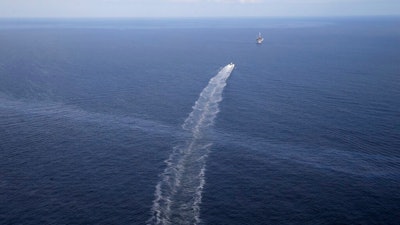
(148, 63), (235, 225)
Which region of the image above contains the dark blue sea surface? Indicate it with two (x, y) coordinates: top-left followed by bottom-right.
(0, 17), (399, 224)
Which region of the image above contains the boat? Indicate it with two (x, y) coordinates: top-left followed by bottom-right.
(256, 32), (264, 44)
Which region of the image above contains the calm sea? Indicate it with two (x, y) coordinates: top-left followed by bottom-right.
(0, 17), (399, 224)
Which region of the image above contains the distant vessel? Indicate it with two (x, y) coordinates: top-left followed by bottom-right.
(256, 32), (264, 44)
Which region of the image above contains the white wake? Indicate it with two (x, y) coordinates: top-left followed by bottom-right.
(148, 63), (235, 225)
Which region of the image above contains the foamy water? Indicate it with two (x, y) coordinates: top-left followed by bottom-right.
(148, 64), (234, 225)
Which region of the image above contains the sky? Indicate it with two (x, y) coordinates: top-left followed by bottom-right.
(0, 0), (399, 18)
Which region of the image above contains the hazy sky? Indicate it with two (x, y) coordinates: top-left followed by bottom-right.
(1, 0), (399, 18)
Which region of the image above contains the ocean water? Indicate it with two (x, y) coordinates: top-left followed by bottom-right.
(0, 17), (399, 225)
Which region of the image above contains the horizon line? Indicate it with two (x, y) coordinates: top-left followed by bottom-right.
(0, 15), (399, 20)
